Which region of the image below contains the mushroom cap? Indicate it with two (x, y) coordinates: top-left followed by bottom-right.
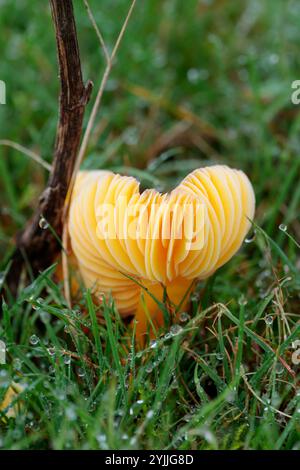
(68, 165), (255, 318)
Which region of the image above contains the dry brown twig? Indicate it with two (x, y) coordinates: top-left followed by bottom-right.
(62, 0), (137, 305)
(4, 0), (93, 299)
(4, 0), (137, 303)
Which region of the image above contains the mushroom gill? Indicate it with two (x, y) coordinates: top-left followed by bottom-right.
(68, 165), (255, 340)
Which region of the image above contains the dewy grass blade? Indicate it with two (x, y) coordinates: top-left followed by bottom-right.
(217, 315), (231, 383)
(102, 299), (127, 404)
(235, 302), (245, 383)
(86, 290), (103, 371)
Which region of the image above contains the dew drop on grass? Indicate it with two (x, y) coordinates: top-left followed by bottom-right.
(226, 390), (236, 403)
(179, 312), (190, 323)
(216, 353), (223, 361)
(13, 358), (22, 371)
(279, 224), (287, 232)
(171, 379), (179, 389)
(29, 334), (39, 346)
(187, 68), (199, 83)
(40, 310), (50, 323)
(150, 340), (158, 349)
(0, 370), (10, 388)
(47, 347), (55, 356)
(245, 230), (256, 243)
(64, 356), (71, 365)
(145, 364), (153, 373)
(39, 217), (49, 230)
(170, 324), (183, 336)
(183, 413), (192, 422)
(65, 406), (76, 421)
(238, 295), (248, 306)
(96, 434), (107, 448)
(0, 341), (5, 364)
(265, 315), (274, 326)
(77, 367), (85, 377)
(146, 409), (154, 419)
(129, 436), (137, 446)
(275, 362), (284, 375)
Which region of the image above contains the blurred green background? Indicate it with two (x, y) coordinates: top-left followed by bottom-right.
(1, 0), (300, 260)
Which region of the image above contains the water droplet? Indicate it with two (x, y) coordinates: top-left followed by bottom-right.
(226, 390), (236, 403)
(77, 367), (85, 377)
(64, 356), (71, 365)
(238, 295), (248, 306)
(183, 413), (192, 422)
(265, 315), (274, 326)
(13, 358), (22, 371)
(39, 217), (49, 230)
(150, 340), (158, 349)
(268, 53), (279, 65)
(216, 353), (223, 361)
(65, 406), (76, 421)
(47, 347), (56, 356)
(275, 362), (284, 375)
(57, 390), (66, 400)
(0, 369), (10, 388)
(145, 364), (153, 373)
(146, 409), (154, 419)
(40, 310), (50, 323)
(191, 294), (199, 302)
(279, 224), (287, 232)
(64, 324), (70, 334)
(164, 332), (172, 340)
(136, 399), (144, 405)
(245, 230), (256, 243)
(129, 436), (137, 446)
(187, 68), (200, 83)
(170, 324), (183, 336)
(96, 434), (107, 448)
(171, 379), (179, 389)
(179, 312), (190, 323)
(0, 340), (6, 364)
(29, 334), (39, 346)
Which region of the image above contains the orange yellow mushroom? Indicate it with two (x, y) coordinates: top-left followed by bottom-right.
(68, 165), (255, 340)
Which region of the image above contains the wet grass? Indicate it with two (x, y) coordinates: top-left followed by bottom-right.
(0, 0), (300, 450)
